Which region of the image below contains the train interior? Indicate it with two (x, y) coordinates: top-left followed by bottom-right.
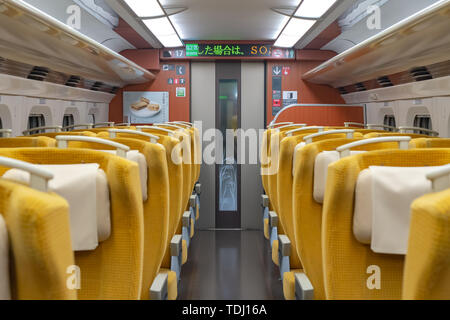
(0, 0), (449, 302)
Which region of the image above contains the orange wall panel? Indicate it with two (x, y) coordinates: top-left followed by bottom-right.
(109, 62), (190, 124)
(266, 60), (345, 126)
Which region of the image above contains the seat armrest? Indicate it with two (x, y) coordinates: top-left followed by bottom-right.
(278, 235), (291, 257)
(171, 235), (182, 257)
(150, 273), (168, 300)
(269, 211), (278, 228)
(261, 195), (269, 208)
(183, 211), (191, 228)
(295, 273), (314, 300)
(189, 195), (196, 208)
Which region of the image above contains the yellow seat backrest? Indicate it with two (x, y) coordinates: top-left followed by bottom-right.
(410, 138), (450, 149)
(365, 132), (435, 139)
(0, 148), (144, 300)
(403, 189), (450, 300)
(0, 179), (75, 300)
(28, 131), (96, 138)
(64, 138), (170, 300)
(323, 149), (450, 300)
(71, 127), (136, 134)
(0, 137), (56, 148)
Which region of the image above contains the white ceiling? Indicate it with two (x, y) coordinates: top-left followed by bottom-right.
(161, 0), (300, 41)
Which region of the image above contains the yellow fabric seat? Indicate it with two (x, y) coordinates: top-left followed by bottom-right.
(365, 132), (434, 139)
(71, 126), (136, 134)
(0, 148), (144, 300)
(0, 179), (75, 300)
(322, 149), (450, 300)
(65, 137), (171, 300)
(403, 189), (450, 300)
(410, 138), (449, 149)
(0, 137), (56, 148)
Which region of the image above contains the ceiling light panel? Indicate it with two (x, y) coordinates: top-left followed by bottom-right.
(295, 0), (337, 19)
(124, 0), (183, 48)
(124, 0), (164, 17)
(275, 18), (316, 48)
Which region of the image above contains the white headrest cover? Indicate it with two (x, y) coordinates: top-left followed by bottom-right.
(3, 164), (111, 251)
(0, 215), (11, 300)
(354, 166), (443, 255)
(101, 150), (147, 202)
(313, 151), (365, 203)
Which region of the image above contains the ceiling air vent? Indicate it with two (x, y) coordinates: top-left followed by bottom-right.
(411, 67), (433, 81)
(338, 87), (348, 95)
(91, 81), (103, 91)
(355, 83), (367, 92)
(377, 76), (393, 87)
(28, 66), (49, 81)
(65, 75), (81, 87)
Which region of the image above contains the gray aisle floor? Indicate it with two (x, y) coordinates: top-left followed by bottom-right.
(178, 230), (284, 300)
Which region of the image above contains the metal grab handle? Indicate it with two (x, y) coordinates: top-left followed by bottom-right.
(426, 164), (450, 192)
(62, 124), (94, 130)
(0, 129), (12, 138)
(303, 130), (355, 144)
(115, 123), (131, 127)
(23, 126), (62, 136)
(168, 122), (192, 128)
(137, 126), (175, 138)
(267, 122), (294, 129)
(344, 122), (365, 128)
(398, 126), (439, 136)
(366, 124), (398, 131)
(154, 123), (184, 130)
(108, 129), (159, 143)
(286, 126), (324, 137)
(93, 122), (115, 128)
(0, 156), (54, 192)
(337, 136), (411, 158)
(56, 136), (130, 158)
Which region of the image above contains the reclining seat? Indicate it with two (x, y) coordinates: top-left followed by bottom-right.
(268, 127), (324, 273)
(278, 130), (362, 300)
(58, 134), (175, 300)
(322, 139), (450, 299)
(403, 166), (450, 300)
(138, 126), (195, 244)
(0, 147), (144, 300)
(0, 137), (56, 148)
(291, 134), (404, 300)
(0, 157), (75, 300)
(261, 124), (307, 242)
(410, 138), (450, 149)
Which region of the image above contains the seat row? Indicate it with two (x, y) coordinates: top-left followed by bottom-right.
(0, 121), (201, 300)
(261, 122), (450, 300)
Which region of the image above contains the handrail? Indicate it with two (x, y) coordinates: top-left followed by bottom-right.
(304, 130), (355, 144)
(426, 164), (450, 192)
(366, 124), (398, 131)
(0, 156), (53, 192)
(267, 122), (294, 129)
(56, 136), (130, 158)
(270, 103), (360, 126)
(23, 126), (62, 136)
(154, 123), (184, 130)
(63, 124), (94, 130)
(93, 122), (115, 128)
(108, 129), (160, 143)
(276, 124), (307, 131)
(0, 129), (12, 138)
(344, 122), (365, 128)
(286, 126), (324, 137)
(137, 126), (176, 138)
(115, 123), (131, 127)
(337, 136), (411, 158)
(169, 122), (193, 128)
(398, 127), (439, 136)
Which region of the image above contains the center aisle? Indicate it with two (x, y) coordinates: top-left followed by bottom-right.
(179, 230), (284, 300)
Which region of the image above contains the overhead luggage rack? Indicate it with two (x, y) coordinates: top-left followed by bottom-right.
(0, 0), (155, 87)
